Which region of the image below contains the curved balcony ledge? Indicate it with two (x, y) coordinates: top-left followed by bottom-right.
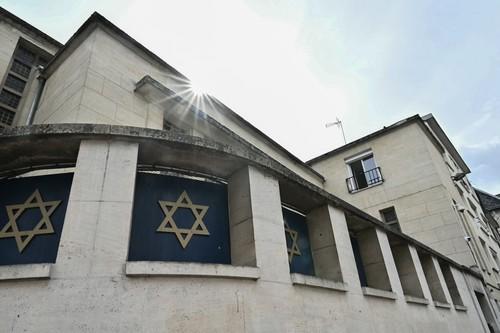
(125, 261), (260, 280)
(454, 304), (468, 312)
(290, 273), (348, 292)
(362, 287), (398, 300)
(0, 124), (484, 282)
(405, 295), (429, 306)
(434, 301), (452, 309)
(0, 263), (51, 281)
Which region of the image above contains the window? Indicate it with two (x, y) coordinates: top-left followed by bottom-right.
(380, 207), (401, 232)
(490, 248), (500, 273)
(0, 39), (51, 127)
(461, 180), (470, 193)
(479, 238), (493, 272)
(345, 152), (383, 192)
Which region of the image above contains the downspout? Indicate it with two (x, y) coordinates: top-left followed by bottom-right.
(26, 65), (46, 125)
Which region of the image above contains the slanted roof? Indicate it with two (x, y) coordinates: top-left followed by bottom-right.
(476, 188), (500, 212)
(307, 113), (471, 175)
(41, 11), (324, 183)
(0, 7), (62, 49)
(421, 114), (470, 174)
(307, 115), (422, 164)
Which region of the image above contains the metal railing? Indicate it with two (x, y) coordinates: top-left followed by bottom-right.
(346, 167), (383, 193)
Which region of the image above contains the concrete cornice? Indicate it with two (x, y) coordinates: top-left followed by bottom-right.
(0, 6), (62, 49)
(0, 123), (482, 280)
(41, 12), (187, 79)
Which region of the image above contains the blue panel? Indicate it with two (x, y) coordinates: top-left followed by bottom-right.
(283, 208), (315, 276)
(0, 173), (73, 265)
(128, 173), (230, 264)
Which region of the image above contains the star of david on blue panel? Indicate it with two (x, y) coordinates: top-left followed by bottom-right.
(128, 172), (230, 264)
(282, 207), (315, 276)
(0, 173), (73, 265)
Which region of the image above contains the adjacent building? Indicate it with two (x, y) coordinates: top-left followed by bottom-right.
(476, 188), (500, 242)
(308, 114), (500, 319)
(0, 6), (498, 332)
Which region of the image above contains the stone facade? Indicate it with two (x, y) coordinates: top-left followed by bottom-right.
(0, 7), (498, 332)
(308, 115), (500, 323)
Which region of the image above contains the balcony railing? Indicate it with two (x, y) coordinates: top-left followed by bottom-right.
(346, 167), (383, 193)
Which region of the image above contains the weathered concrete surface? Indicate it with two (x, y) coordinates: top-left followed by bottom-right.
(0, 137), (490, 332)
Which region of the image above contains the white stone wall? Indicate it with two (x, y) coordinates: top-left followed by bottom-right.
(310, 120), (500, 313)
(0, 139), (491, 332)
(310, 123), (476, 265)
(32, 26), (323, 187)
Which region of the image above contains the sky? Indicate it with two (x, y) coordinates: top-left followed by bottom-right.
(3, 0), (500, 193)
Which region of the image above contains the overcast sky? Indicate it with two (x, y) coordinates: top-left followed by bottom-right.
(4, 0), (500, 194)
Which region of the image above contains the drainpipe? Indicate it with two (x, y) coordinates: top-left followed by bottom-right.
(26, 65), (46, 125)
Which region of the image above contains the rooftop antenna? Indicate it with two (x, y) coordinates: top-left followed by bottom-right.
(325, 117), (346, 145)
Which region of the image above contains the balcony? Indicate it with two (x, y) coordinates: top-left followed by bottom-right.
(346, 167), (383, 193)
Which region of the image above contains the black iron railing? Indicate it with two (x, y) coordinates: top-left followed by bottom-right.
(346, 167), (383, 193)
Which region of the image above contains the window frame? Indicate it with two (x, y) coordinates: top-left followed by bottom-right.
(379, 206), (401, 232)
(345, 150), (383, 193)
(0, 38), (52, 127)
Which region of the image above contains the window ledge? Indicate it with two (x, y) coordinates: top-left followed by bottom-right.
(434, 301), (452, 309)
(125, 261), (260, 280)
(290, 273), (347, 292)
(405, 295), (429, 306)
(454, 304), (467, 312)
(361, 287), (397, 300)
(0, 263), (51, 281)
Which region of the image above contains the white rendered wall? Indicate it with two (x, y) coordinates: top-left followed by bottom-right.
(310, 123), (477, 266)
(33, 26), (323, 187)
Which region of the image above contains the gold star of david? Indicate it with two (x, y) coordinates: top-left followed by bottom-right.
(0, 189), (61, 253)
(157, 190), (210, 249)
(284, 221), (301, 263)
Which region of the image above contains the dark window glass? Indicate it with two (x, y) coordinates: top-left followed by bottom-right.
(350, 159), (367, 189)
(380, 207), (401, 232)
(15, 46), (36, 65)
(0, 89), (21, 108)
(0, 107), (15, 125)
(5, 75), (26, 93)
(347, 154), (383, 192)
(11, 60), (31, 78)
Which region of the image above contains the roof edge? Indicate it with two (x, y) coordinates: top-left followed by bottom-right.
(0, 6), (62, 48)
(205, 94), (326, 182)
(41, 11), (188, 79)
(307, 115), (422, 165)
(421, 113), (470, 174)
(39, 7), (325, 183)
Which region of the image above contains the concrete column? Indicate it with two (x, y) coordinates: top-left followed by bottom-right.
(328, 206), (362, 292)
(392, 244), (424, 298)
(357, 228), (391, 291)
(228, 168), (256, 267)
(432, 256), (454, 305)
(408, 245), (433, 302)
(419, 252), (448, 304)
(52, 140), (138, 278)
(375, 229), (404, 296)
(306, 205), (342, 282)
(229, 166), (289, 283)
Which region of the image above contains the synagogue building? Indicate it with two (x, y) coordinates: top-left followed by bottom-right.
(0, 7), (498, 332)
